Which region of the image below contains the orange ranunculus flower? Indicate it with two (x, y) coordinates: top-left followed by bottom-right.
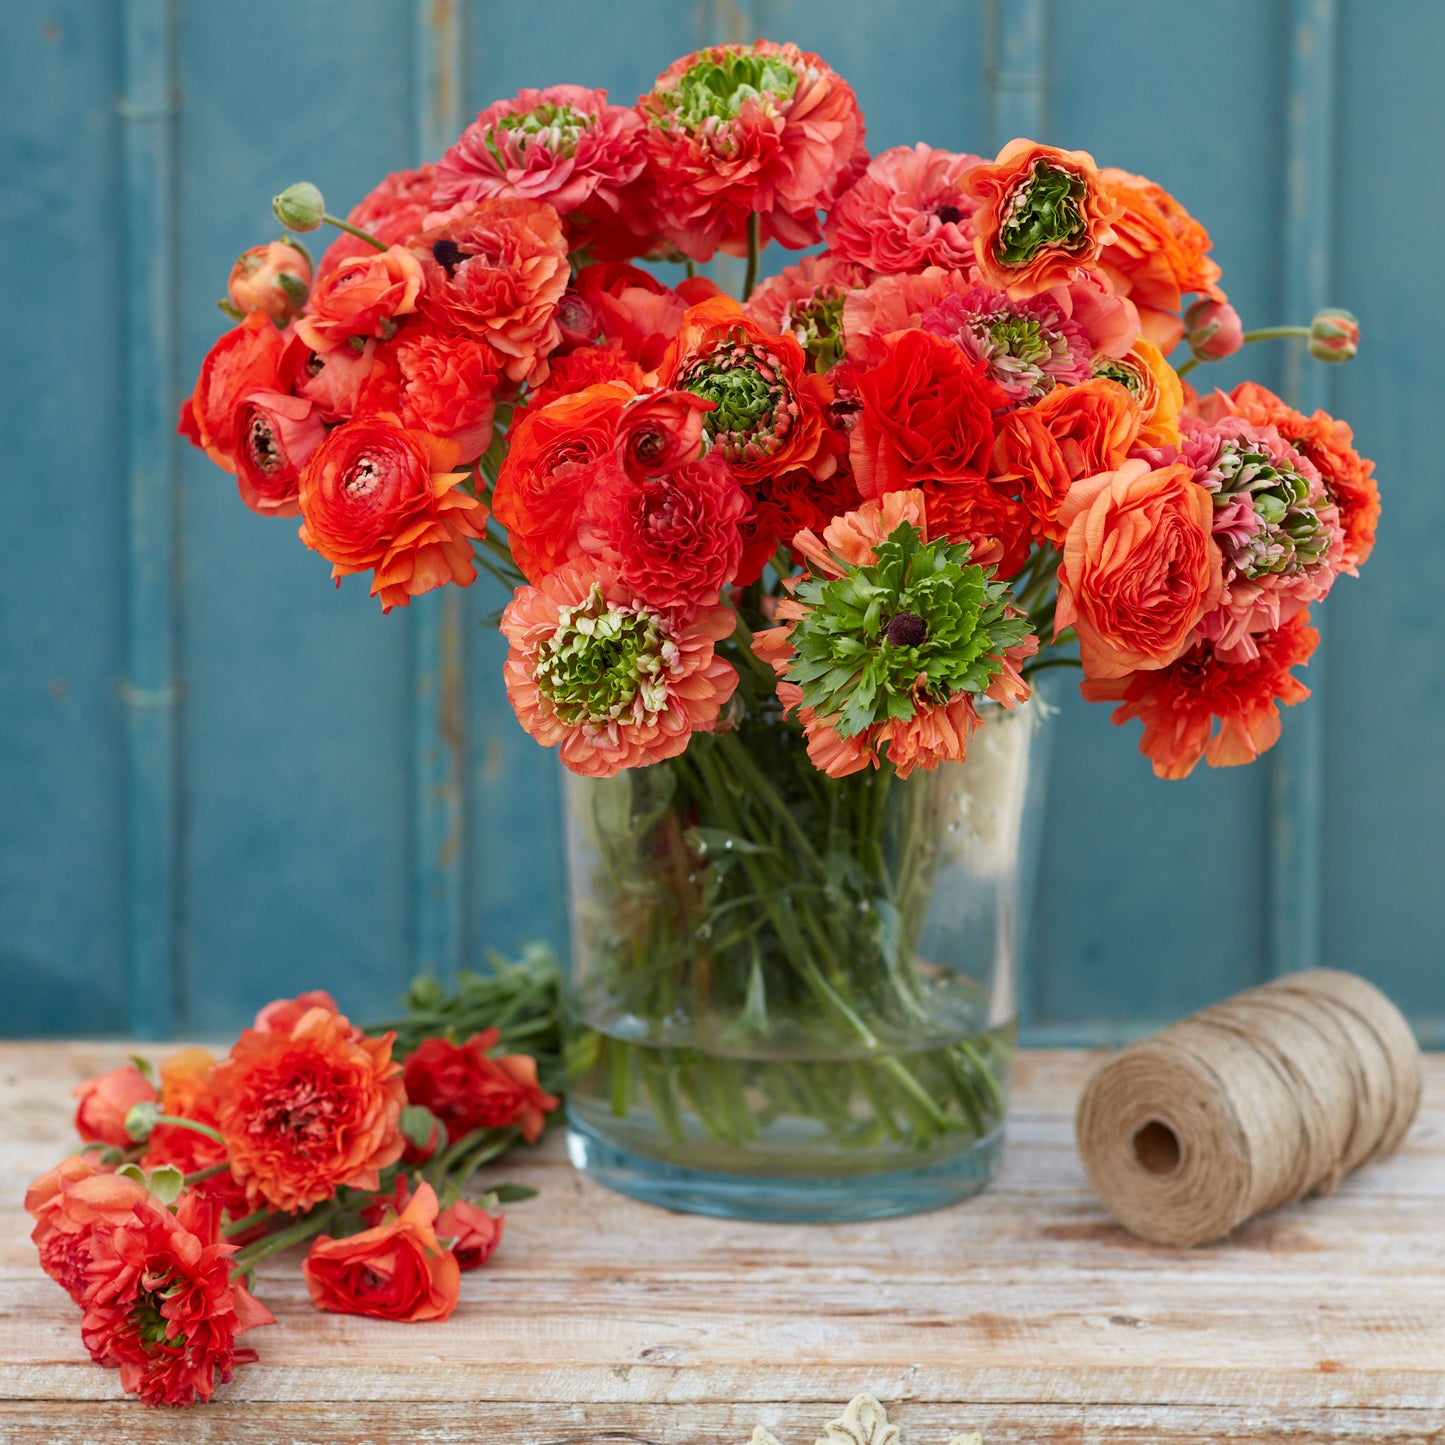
(1082, 612), (1318, 779)
(228, 238), (313, 324)
(1097, 168), (1225, 353)
(73, 1064), (156, 1149)
(26, 1156), (149, 1304)
(1055, 457), (1223, 680)
(413, 197), (570, 386)
(297, 415), (488, 612)
(961, 139), (1123, 298)
(294, 244), (423, 353)
(1092, 336), (1183, 449)
(656, 296), (837, 484)
(179, 311), (288, 473)
(302, 1181), (460, 1323)
(211, 1006), (405, 1213)
(140, 1048), (244, 1214)
(1203, 381), (1380, 575)
(491, 381), (636, 583)
(992, 376), (1142, 544)
(848, 329), (1004, 499)
(918, 477), (1034, 580)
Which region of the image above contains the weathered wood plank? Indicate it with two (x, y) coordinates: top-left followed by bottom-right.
(4, 1047), (1443, 1437)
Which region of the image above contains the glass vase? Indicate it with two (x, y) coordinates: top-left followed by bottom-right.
(561, 693), (1051, 1222)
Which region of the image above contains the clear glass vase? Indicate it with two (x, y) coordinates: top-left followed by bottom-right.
(561, 693), (1051, 1222)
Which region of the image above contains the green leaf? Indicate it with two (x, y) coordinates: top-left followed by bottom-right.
(148, 1165), (185, 1206)
(399, 1105), (443, 1151)
(491, 1183), (539, 1204)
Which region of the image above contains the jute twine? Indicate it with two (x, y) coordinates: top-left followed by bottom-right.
(1073, 969), (1422, 1246)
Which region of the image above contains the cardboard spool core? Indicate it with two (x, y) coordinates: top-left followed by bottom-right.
(1132, 1119), (1182, 1176)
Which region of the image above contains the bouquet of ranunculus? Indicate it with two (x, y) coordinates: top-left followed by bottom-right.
(27, 954), (560, 1406)
(178, 41), (1374, 1209)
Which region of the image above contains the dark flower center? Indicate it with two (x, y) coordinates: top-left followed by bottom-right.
(247, 417), (283, 474)
(886, 611), (928, 648)
(431, 239), (470, 277)
(935, 204), (963, 225)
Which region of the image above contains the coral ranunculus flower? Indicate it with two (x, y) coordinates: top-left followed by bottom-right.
(744, 252), (869, 371)
(492, 381), (636, 582)
(962, 139), (1123, 298)
(433, 85), (649, 256)
(140, 1048), (248, 1215)
(232, 390), (326, 518)
(293, 244), (423, 353)
(413, 198), (570, 385)
(27, 1157), (150, 1305)
(1055, 457), (1224, 680)
(993, 375), (1143, 544)
(437, 1196), (505, 1271)
(849, 329), (1005, 498)
(639, 40), (867, 260)
(228, 238), (312, 325)
(1082, 611), (1319, 779)
(824, 143), (984, 274)
(73, 1065), (157, 1149)
(1098, 167), (1225, 353)
(318, 164), (438, 277)
(403, 1029), (560, 1144)
(253, 989), (345, 1035)
(80, 1190), (274, 1407)
(302, 1181), (460, 1323)
(297, 415), (488, 612)
(1206, 380), (1380, 574)
(179, 311), (288, 473)
(211, 1007), (406, 1213)
(501, 564), (739, 777)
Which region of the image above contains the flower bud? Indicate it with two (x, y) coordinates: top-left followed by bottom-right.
(123, 1099), (160, 1143)
(1309, 308), (1359, 362)
(1184, 297), (1244, 361)
(273, 181), (326, 232)
(228, 238), (314, 324)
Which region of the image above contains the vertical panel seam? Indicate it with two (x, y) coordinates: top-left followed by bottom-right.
(411, 0), (470, 984)
(120, 0), (180, 1036)
(1269, 0), (1338, 979)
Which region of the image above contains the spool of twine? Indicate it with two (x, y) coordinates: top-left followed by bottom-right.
(1074, 969), (1422, 1246)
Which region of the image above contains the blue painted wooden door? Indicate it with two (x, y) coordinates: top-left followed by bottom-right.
(2, 0), (1441, 1040)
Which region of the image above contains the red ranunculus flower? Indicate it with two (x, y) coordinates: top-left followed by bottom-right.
(403, 1029), (559, 1145)
(297, 415), (488, 612)
(1082, 611), (1319, 779)
(918, 476), (1034, 580)
(491, 381), (636, 582)
(211, 1006), (406, 1213)
(303, 1181), (460, 1323)
(27, 1157), (150, 1305)
(848, 329), (1006, 498)
(413, 198), (570, 386)
(80, 1190), (274, 1407)
(526, 340), (648, 410)
(231, 390), (326, 518)
(178, 311), (287, 472)
(437, 1197), (505, 1271)
(579, 451), (746, 610)
(74, 1065), (156, 1149)
(614, 390), (713, 481)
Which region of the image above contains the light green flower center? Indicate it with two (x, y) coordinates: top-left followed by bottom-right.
(1212, 444), (1331, 578)
(1091, 356), (1145, 399)
(535, 585), (675, 725)
(678, 338), (797, 463)
(787, 291), (848, 372)
(996, 161), (1088, 267)
(132, 1280), (186, 1352)
(664, 50), (799, 129)
(489, 103), (592, 161)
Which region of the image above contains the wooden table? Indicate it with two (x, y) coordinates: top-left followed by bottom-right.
(2, 1045), (1442, 1444)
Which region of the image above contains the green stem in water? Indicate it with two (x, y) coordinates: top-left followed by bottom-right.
(741, 212), (761, 302)
(322, 214), (388, 252)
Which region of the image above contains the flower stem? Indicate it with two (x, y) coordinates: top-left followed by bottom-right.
(229, 1204), (340, 1278)
(181, 1161), (231, 1186)
(741, 212), (761, 302)
(223, 1208), (271, 1239)
(149, 1113), (226, 1146)
(323, 214), (388, 252)
(1177, 324), (1311, 378)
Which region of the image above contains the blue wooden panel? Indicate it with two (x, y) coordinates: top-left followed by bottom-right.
(0, 3), (130, 1034)
(1, 0), (1441, 1040)
(1323, 0), (1445, 1026)
(174, 0), (419, 1031)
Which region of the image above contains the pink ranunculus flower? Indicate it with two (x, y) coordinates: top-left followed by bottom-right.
(824, 143), (985, 274)
(638, 40), (868, 261)
(744, 253), (871, 371)
(433, 85), (650, 258)
(1184, 297), (1244, 361)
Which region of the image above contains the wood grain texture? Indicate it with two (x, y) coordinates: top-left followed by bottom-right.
(2, 1047), (1443, 1442)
